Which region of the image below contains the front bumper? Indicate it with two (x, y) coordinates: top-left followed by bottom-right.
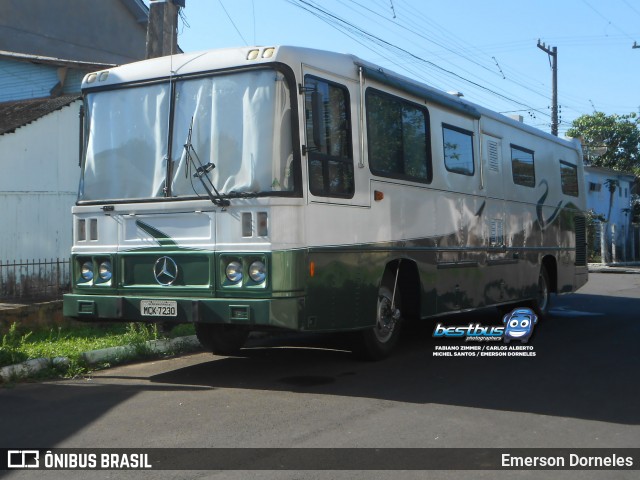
(63, 294), (305, 331)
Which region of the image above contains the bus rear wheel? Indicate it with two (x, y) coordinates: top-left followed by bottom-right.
(354, 286), (402, 360)
(531, 266), (551, 318)
(195, 323), (249, 356)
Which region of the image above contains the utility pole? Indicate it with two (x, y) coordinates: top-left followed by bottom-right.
(537, 39), (558, 136)
(146, 0), (185, 59)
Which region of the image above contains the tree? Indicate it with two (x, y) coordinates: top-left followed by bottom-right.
(566, 112), (640, 176)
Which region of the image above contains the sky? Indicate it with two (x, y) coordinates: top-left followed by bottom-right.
(165, 0), (640, 137)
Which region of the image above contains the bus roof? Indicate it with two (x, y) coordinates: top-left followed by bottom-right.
(82, 45), (580, 152)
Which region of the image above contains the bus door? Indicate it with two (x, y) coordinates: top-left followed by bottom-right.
(301, 67), (369, 208)
(301, 66), (370, 331)
(481, 133), (510, 305)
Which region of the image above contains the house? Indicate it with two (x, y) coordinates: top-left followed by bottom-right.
(0, 0), (150, 297)
(584, 166), (637, 262)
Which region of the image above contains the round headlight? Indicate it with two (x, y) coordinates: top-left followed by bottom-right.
(99, 260), (112, 281)
(80, 260), (94, 281)
(225, 260), (243, 283)
(249, 260), (266, 283)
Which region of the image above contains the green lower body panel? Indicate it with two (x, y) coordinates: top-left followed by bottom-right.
(63, 294), (305, 331)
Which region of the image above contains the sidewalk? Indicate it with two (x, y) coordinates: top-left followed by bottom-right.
(588, 262), (640, 274)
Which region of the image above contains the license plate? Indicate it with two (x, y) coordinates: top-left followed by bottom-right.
(140, 300), (177, 317)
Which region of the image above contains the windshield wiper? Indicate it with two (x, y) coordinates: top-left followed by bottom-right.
(183, 116), (230, 207)
(223, 191), (261, 198)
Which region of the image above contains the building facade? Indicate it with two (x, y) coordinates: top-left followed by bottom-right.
(0, 0), (150, 297)
(584, 166), (637, 262)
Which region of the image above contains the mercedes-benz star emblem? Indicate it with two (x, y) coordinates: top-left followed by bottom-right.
(153, 256), (178, 286)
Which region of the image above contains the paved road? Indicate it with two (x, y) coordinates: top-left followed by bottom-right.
(1, 273), (639, 479)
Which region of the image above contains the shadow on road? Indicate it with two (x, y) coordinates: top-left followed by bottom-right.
(146, 292), (640, 426)
(2, 289), (638, 450)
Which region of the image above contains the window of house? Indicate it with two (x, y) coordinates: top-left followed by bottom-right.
(443, 124), (474, 176)
(304, 75), (354, 198)
(366, 88), (431, 183)
(589, 182), (602, 192)
(560, 161), (579, 197)
(510, 145), (535, 187)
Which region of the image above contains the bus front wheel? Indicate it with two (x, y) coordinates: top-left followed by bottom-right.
(354, 285), (403, 360)
(195, 323), (249, 356)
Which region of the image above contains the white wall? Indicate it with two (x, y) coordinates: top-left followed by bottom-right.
(0, 100), (81, 261)
(585, 169), (633, 228)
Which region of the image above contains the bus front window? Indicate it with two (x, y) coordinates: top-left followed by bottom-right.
(171, 70), (294, 198)
(80, 84), (170, 201)
(79, 68), (294, 202)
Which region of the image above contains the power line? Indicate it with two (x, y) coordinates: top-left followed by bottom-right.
(582, 0), (637, 42)
(287, 0), (551, 119)
(344, 0), (558, 109)
(217, 0), (248, 46)
(623, 0), (640, 18)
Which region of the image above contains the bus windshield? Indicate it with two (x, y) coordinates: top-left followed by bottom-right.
(79, 68), (295, 202)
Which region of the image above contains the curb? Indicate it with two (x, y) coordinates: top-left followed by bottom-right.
(0, 335), (201, 383)
(588, 264), (640, 274)
(81, 335), (201, 364)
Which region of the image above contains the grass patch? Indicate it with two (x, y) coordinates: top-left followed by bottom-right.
(0, 321), (197, 381)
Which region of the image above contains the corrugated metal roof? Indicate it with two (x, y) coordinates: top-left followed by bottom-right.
(0, 95), (80, 135)
(0, 49), (114, 70)
(584, 165), (636, 180)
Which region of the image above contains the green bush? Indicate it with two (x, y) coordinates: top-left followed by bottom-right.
(0, 323), (30, 366)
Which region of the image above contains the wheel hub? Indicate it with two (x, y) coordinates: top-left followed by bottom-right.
(375, 295), (399, 342)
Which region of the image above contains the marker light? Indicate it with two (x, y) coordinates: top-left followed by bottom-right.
(262, 47), (275, 58)
(257, 212), (268, 237)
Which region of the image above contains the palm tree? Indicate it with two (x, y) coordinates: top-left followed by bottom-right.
(601, 179), (619, 263)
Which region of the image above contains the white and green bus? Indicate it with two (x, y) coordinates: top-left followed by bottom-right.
(63, 46), (588, 359)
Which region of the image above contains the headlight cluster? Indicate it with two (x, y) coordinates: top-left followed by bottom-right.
(223, 257), (267, 287)
(225, 261), (243, 283)
(78, 257), (113, 286)
(248, 260), (266, 283)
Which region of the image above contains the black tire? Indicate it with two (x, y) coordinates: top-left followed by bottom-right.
(531, 266), (551, 319)
(195, 323), (249, 356)
(353, 286), (402, 361)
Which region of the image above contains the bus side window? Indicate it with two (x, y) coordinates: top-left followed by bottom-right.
(443, 124), (475, 176)
(365, 88), (431, 183)
(560, 160), (579, 197)
(510, 144), (535, 187)
(304, 75), (354, 198)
